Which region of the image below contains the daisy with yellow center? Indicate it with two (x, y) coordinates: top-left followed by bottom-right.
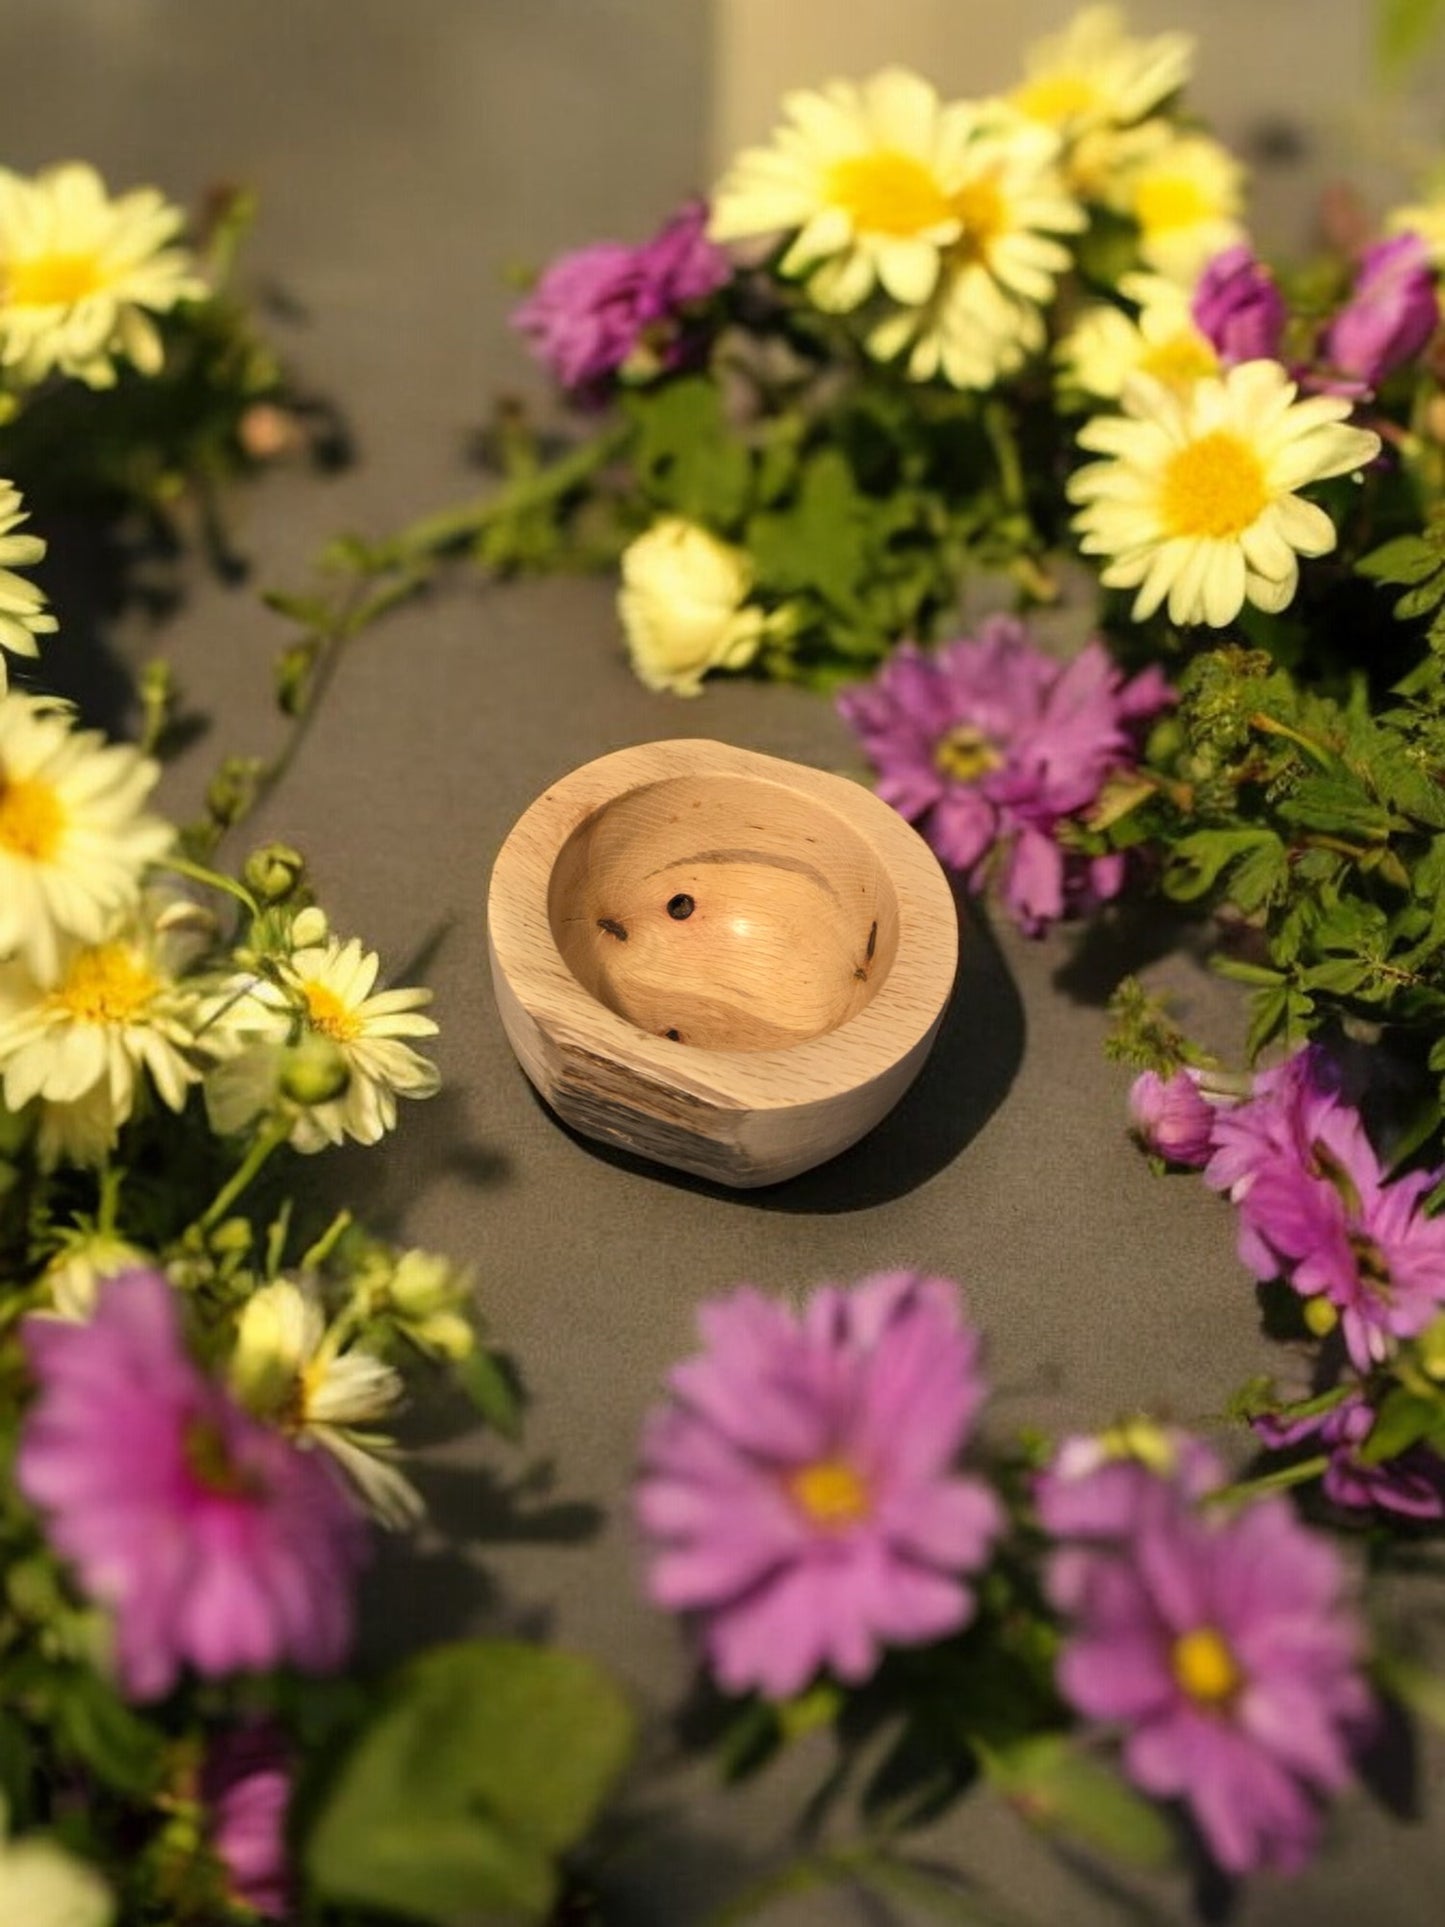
(1010, 5), (1194, 143)
(708, 67), (974, 312)
(869, 104), (1085, 390)
(0, 691), (172, 981)
(0, 480), (56, 690)
(1057, 273), (1219, 404)
(1068, 359), (1381, 627)
(0, 918), (201, 1154)
(0, 162), (205, 390)
(1172, 1625), (1243, 1707)
(1107, 124), (1246, 284)
(208, 934), (439, 1152)
(231, 1278), (421, 1526)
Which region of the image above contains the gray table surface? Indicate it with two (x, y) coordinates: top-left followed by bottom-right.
(9, 4), (1445, 1921)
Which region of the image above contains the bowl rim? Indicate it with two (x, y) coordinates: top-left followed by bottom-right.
(487, 738), (958, 1113)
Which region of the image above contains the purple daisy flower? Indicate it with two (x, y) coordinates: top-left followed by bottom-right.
(1055, 1489), (1373, 1875)
(1128, 1067), (1221, 1167)
(18, 1271), (368, 1702)
(1322, 233), (1438, 391)
(1254, 1390), (1445, 1520)
(1192, 245), (1288, 366)
(202, 1724), (293, 1920)
(837, 617), (1172, 936)
(636, 1271), (1004, 1700)
(512, 199), (730, 396)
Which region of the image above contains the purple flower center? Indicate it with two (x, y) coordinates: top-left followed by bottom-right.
(786, 1457), (871, 1530)
(1172, 1625), (1242, 1707)
(933, 723), (1003, 784)
(184, 1417), (265, 1501)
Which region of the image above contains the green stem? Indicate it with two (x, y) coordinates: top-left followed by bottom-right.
(197, 1118), (290, 1233)
(300, 1208), (353, 1273)
(1205, 1453), (1331, 1506)
(158, 853), (259, 919)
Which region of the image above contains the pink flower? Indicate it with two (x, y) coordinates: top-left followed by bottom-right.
(1253, 1391), (1445, 1520)
(1191, 245), (1288, 366)
(1053, 1478), (1373, 1875)
(1128, 1067), (1219, 1166)
(636, 1272), (1004, 1700)
(202, 1724), (293, 1919)
(512, 200), (730, 396)
(18, 1272), (368, 1701)
(1323, 233), (1438, 391)
(837, 617), (1172, 935)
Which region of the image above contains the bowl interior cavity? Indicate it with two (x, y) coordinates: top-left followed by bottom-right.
(547, 773), (901, 1053)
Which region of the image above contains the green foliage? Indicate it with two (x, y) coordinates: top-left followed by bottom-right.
(306, 1641), (635, 1924)
(980, 1735), (1175, 1868)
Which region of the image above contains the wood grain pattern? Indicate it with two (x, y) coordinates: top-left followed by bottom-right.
(488, 740), (958, 1187)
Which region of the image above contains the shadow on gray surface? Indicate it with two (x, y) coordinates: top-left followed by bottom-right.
(545, 889), (1025, 1214)
(1049, 896), (1211, 1008)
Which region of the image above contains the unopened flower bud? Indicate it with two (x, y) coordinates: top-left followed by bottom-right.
(290, 906), (329, 950)
(280, 1035), (350, 1106)
(244, 843), (307, 905)
(1303, 1297), (1340, 1338)
(1128, 1068), (1216, 1166)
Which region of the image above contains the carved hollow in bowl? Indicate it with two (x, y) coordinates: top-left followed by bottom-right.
(487, 740), (958, 1187)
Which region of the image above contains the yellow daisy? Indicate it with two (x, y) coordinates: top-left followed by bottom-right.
(0, 915), (201, 1132)
(1107, 124), (1245, 283)
(232, 1278), (420, 1526)
(1068, 359), (1381, 627)
(0, 693), (172, 981)
(0, 161), (205, 390)
(868, 105), (1085, 389)
(708, 67), (973, 311)
(208, 934), (439, 1152)
(0, 481), (56, 689)
(1057, 273), (1219, 403)
(1011, 5), (1194, 141)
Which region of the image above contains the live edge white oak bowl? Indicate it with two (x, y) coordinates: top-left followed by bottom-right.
(487, 739), (959, 1188)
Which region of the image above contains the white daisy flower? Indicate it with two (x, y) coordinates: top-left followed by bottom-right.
(1388, 197), (1445, 267)
(31, 1086), (119, 1171)
(0, 481), (56, 690)
(0, 1803), (113, 1927)
(868, 105), (1085, 389)
(0, 162), (206, 389)
(1068, 359), (1381, 627)
(207, 934), (439, 1152)
(1107, 124), (1246, 283)
(709, 67), (974, 311)
(0, 916), (201, 1129)
(39, 1228), (153, 1320)
(232, 1278), (421, 1526)
(1057, 273), (1219, 402)
(0, 693), (172, 982)
(1011, 5), (1194, 141)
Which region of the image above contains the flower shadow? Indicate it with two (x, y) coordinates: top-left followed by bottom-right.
(546, 884), (1024, 1214)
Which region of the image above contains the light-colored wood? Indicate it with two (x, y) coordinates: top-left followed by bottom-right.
(487, 740), (958, 1187)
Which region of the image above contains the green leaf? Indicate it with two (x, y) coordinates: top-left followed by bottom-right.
(54, 1672), (165, 1799)
(747, 448), (872, 611)
(981, 1736), (1175, 1868)
(1358, 1386), (1445, 1465)
(1358, 532), (1445, 586)
(307, 1640), (634, 1925)
(1164, 829), (1277, 902)
(627, 378), (752, 528)
(454, 1346), (525, 1442)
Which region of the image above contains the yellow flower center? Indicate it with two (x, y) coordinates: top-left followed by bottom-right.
(49, 943), (159, 1024)
(0, 772), (64, 861)
(1134, 175), (1211, 236)
(1012, 73), (1098, 127)
(787, 1457), (870, 1529)
(1172, 1626), (1242, 1707)
(826, 150), (953, 237)
(950, 175), (1006, 265)
(6, 250), (104, 308)
(302, 979), (362, 1043)
(935, 723), (1003, 783)
(1138, 331), (1219, 388)
(1097, 1418), (1176, 1473)
(1159, 430), (1268, 540)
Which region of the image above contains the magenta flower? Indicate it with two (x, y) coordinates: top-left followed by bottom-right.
(1128, 1067), (1220, 1166)
(202, 1724), (294, 1920)
(1055, 1488), (1373, 1875)
(1191, 245), (1287, 366)
(18, 1271), (368, 1701)
(837, 617), (1172, 935)
(512, 199), (730, 396)
(1323, 233), (1438, 390)
(1254, 1391), (1445, 1520)
(636, 1272), (1004, 1700)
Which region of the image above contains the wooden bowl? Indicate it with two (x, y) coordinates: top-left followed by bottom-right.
(487, 740), (958, 1187)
